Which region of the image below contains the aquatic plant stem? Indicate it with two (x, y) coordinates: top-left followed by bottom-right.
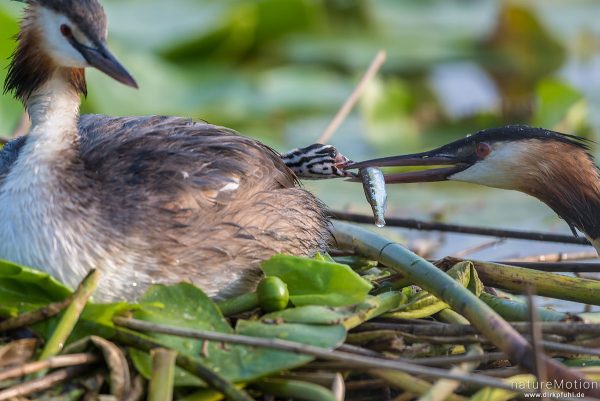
(330, 221), (600, 398)
(38, 269), (100, 361)
(255, 378), (337, 401)
(491, 261), (600, 273)
(438, 257), (600, 305)
(148, 348), (177, 401)
(216, 293), (259, 316)
(371, 370), (467, 401)
(478, 292), (568, 322)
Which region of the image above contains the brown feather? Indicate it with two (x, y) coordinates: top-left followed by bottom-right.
(516, 140), (600, 239)
(76, 115), (331, 300)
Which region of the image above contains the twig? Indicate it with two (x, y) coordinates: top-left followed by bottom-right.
(0, 365), (91, 401)
(452, 239), (505, 258)
(526, 286), (548, 401)
(317, 50), (387, 144)
(0, 297), (72, 332)
(508, 251), (598, 263)
(329, 210), (591, 245)
(356, 322), (600, 338)
(38, 270), (100, 361)
(345, 379), (387, 391)
(112, 317), (532, 393)
(353, 327), (600, 358)
(0, 353), (98, 382)
(542, 340), (600, 357)
(376, 331), (483, 345)
(474, 366), (524, 378)
(337, 344), (382, 358)
(410, 352), (506, 367)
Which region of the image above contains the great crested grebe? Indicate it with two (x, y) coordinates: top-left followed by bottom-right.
(0, 0), (339, 301)
(348, 126), (600, 251)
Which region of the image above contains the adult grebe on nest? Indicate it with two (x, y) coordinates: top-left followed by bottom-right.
(0, 0), (348, 301)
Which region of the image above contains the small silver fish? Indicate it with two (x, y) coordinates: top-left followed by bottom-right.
(360, 167), (387, 228)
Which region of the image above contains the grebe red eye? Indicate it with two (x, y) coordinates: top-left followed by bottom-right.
(60, 24), (72, 37)
(476, 142), (491, 158)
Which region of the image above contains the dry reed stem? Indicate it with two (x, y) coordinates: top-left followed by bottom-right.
(317, 50), (387, 144)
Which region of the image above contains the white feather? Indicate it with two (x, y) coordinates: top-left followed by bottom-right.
(449, 142), (530, 190)
(0, 78), (157, 299)
(38, 8), (90, 68)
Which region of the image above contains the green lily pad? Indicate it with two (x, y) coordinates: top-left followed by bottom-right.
(130, 283), (346, 387)
(0, 259), (72, 316)
(0, 260), (136, 343)
(261, 254), (373, 307)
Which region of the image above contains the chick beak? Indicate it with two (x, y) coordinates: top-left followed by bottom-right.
(345, 149), (471, 183)
(73, 41), (138, 88)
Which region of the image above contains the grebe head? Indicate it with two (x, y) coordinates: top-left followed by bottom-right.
(5, 0), (137, 102)
(349, 125), (600, 239)
(349, 125), (595, 190)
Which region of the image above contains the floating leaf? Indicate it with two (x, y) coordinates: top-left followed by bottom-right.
(0, 259), (71, 315)
(261, 254), (373, 307)
(0, 260), (136, 343)
(130, 283), (346, 387)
